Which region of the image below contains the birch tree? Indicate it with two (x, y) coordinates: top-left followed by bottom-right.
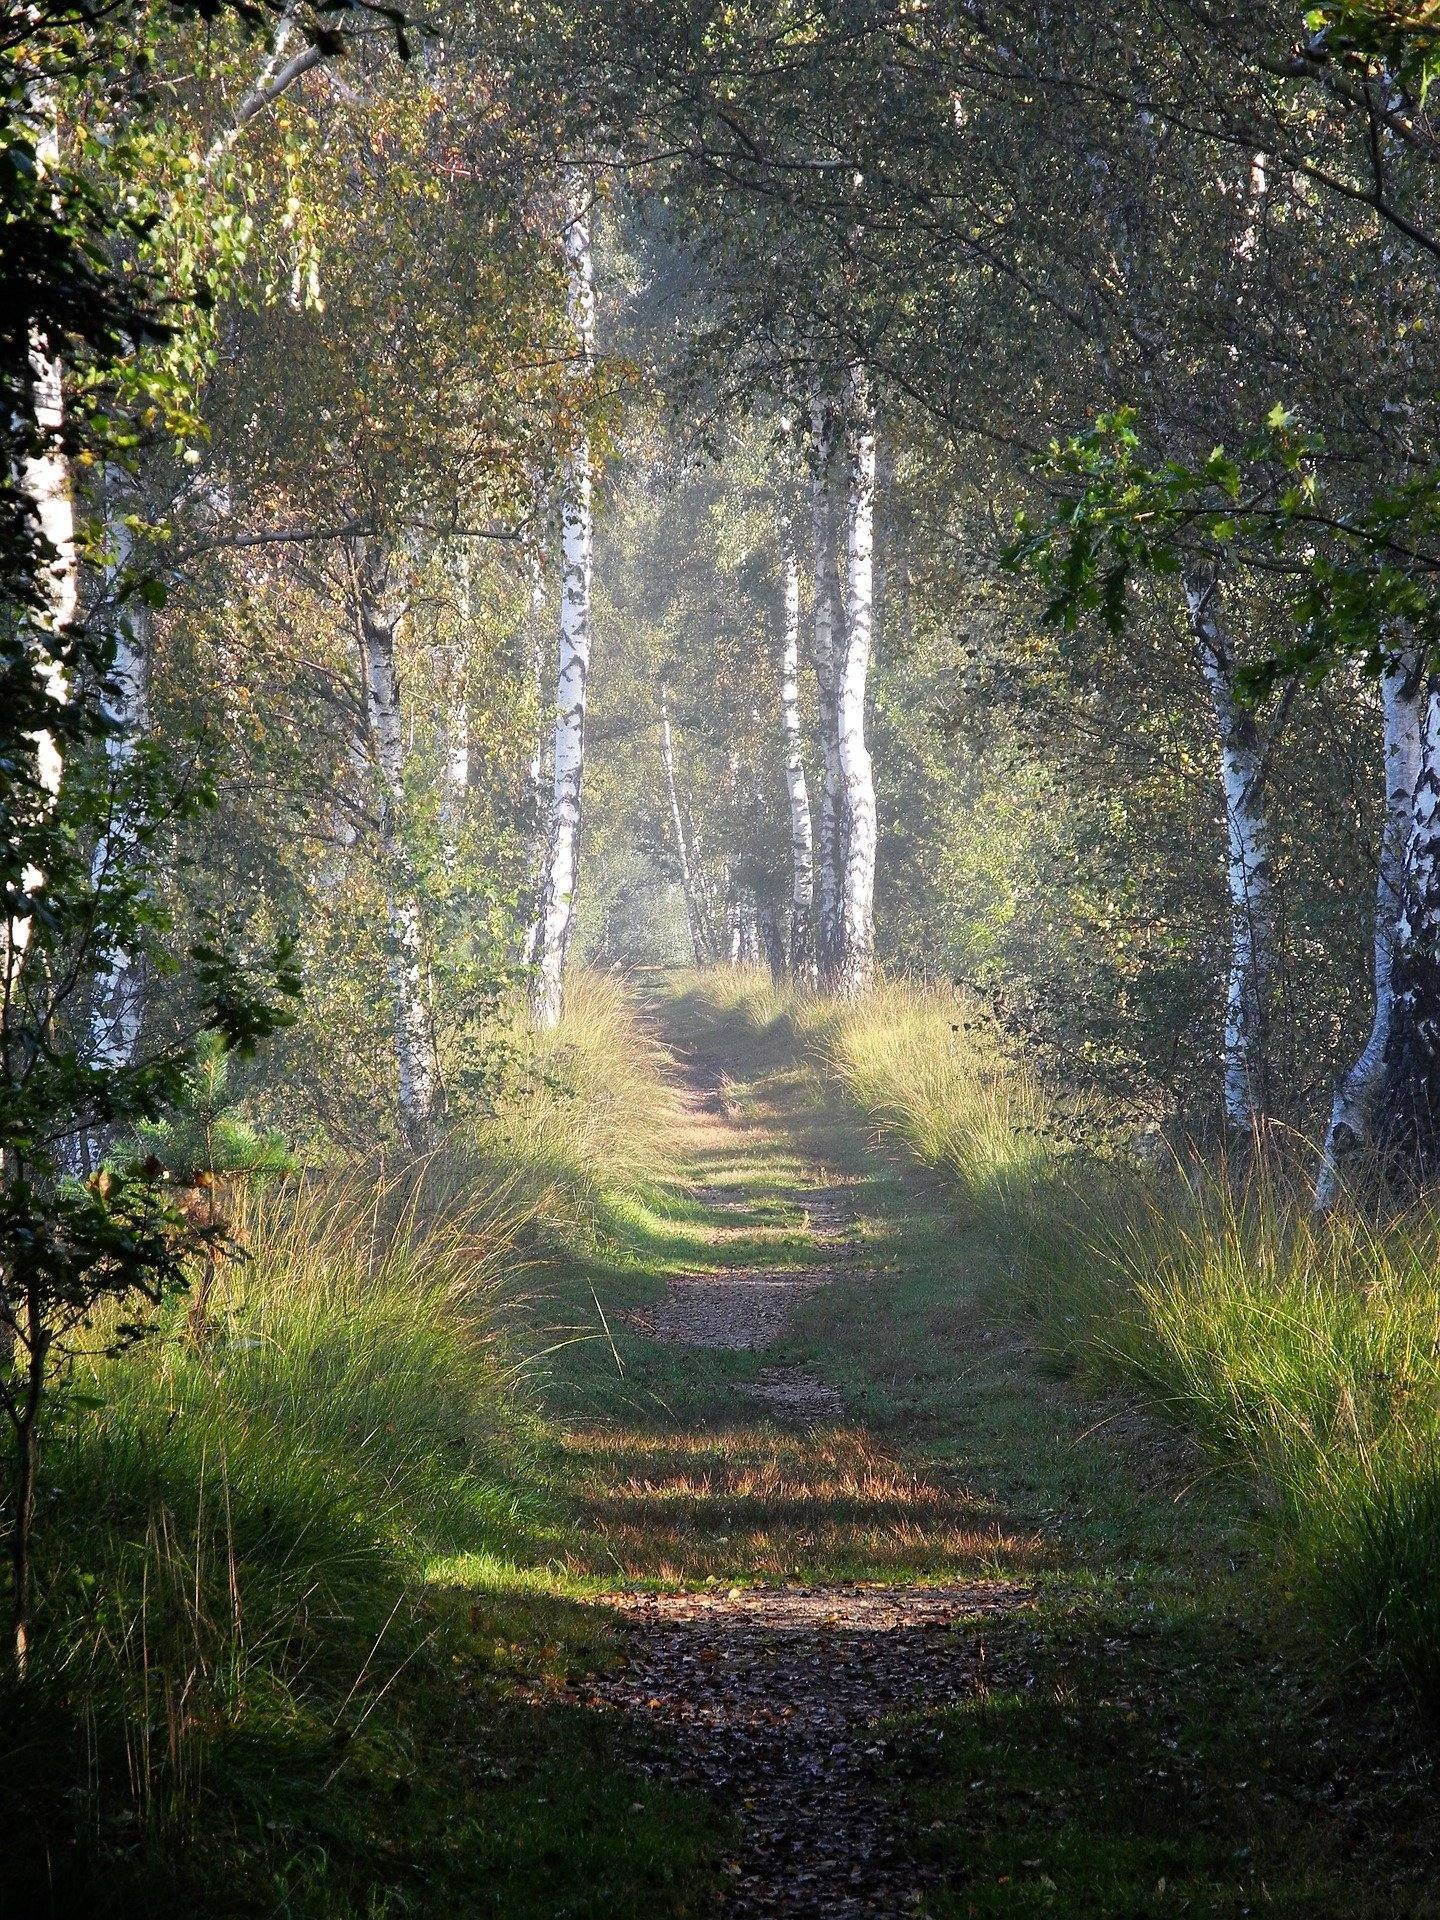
(350, 536), (436, 1148)
(1316, 645), (1425, 1203)
(834, 372), (878, 997)
(8, 94), (79, 982)
(1376, 676), (1440, 1183)
(778, 517), (815, 979)
(809, 394), (846, 985)
(532, 176), (595, 1030)
(521, 523), (550, 966)
(659, 680), (712, 964)
(86, 510), (153, 1077)
(439, 545), (474, 865)
(1183, 570), (1273, 1136)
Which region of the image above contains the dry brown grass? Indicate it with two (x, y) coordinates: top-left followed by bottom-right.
(560, 1424), (1041, 1584)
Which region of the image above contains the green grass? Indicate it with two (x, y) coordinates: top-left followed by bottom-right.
(614, 972), (1440, 1915)
(0, 977), (717, 1918)
(473, 971), (686, 1240)
(807, 976), (1440, 1702)
(911, 1606), (1436, 1918)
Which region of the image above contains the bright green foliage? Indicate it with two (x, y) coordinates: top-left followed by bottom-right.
(132, 1031), (294, 1180)
(1008, 405), (1440, 693)
(584, 416), (799, 962)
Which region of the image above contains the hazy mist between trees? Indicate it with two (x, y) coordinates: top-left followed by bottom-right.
(10, 0), (1440, 1911)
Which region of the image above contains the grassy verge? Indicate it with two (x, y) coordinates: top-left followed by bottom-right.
(21, 965), (1439, 1915)
(474, 970), (684, 1238)
(812, 977), (1440, 1700)
(0, 975), (716, 1918)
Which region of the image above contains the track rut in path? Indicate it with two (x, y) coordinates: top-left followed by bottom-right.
(618, 1075), (853, 1362)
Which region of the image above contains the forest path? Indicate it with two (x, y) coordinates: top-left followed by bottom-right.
(583, 1016), (1032, 1918)
(551, 979), (1437, 1920)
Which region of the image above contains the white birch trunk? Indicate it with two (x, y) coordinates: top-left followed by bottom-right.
(8, 97), (78, 980)
(692, 823), (721, 959)
(809, 394), (845, 986)
(778, 522), (815, 981)
(439, 546), (472, 863)
(659, 685), (710, 964)
(738, 892), (759, 967)
(1376, 675), (1440, 1179)
(531, 178), (594, 1030)
(22, 356), (78, 651)
(353, 538), (435, 1148)
(835, 372), (878, 999)
(726, 883), (748, 966)
(442, 701), (470, 847)
(521, 533), (549, 967)
(87, 494), (152, 1070)
(1184, 570), (1272, 1134)
(527, 537), (547, 824)
(1316, 643), (1424, 1205)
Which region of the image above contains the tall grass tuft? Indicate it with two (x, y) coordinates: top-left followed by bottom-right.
(820, 978), (1440, 1700)
(816, 981), (1055, 1201)
(475, 970), (682, 1236)
(668, 963), (802, 1036)
(2, 1164), (546, 1889)
(0, 969), (692, 1905)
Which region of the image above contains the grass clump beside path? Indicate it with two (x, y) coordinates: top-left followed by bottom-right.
(817, 977), (1440, 1700)
(474, 970), (683, 1239)
(0, 975), (714, 1919)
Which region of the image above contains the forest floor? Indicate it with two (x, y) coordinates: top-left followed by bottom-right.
(538, 980), (1440, 1918)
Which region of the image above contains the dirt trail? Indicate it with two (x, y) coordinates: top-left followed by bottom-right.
(590, 1042), (1022, 1917)
(619, 1081), (849, 1358)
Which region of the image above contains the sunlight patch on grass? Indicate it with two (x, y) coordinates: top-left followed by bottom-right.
(561, 1425), (1039, 1585)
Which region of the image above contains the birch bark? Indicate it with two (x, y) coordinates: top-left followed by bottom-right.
(835, 371), (878, 998)
(352, 538), (435, 1148)
(531, 178), (594, 1030)
(87, 495), (152, 1073)
(8, 95), (78, 981)
(521, 530), (549, 967)
(1340, 106), (1440, 1189)
(438, 546), (473, 864)
(1315, 645), (1424, 1204)
(659, 684), (710, 964)
(726, 883), (759, 966)
(1377, 676), (1440, 1182)
(739, 893), (759, 967)
(1183, 570), (1273, 1135)
(778, 521), (815, 981)
(1090, 139), (1280, 1131)
(809, 394), (845, 986)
